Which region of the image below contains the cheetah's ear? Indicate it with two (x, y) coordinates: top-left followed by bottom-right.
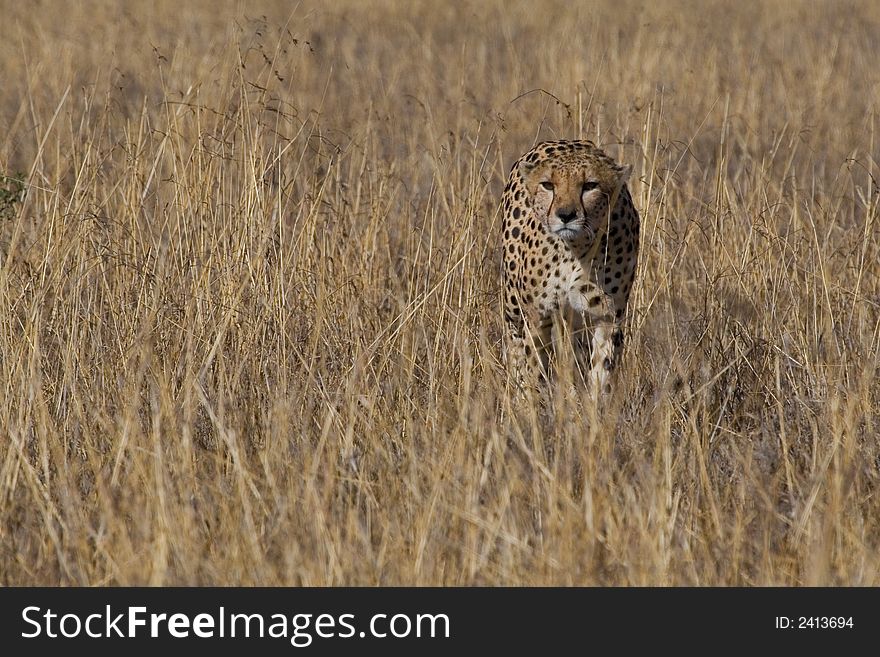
(617, 164), (633, 186)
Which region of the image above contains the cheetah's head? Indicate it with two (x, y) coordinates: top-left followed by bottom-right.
(519, 157), (632, 243)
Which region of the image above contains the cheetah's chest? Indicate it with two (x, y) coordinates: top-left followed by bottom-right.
(536, 254), (594, 317)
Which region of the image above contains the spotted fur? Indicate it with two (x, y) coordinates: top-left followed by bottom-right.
(501, 140), (640, 396)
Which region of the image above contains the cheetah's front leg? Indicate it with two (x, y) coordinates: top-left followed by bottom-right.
(504, 314), (552, 390)
(568, 284), (619, 397)
(588, 322), (619, 397)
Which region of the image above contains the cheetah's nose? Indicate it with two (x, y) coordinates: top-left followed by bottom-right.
(556, 208), (577, 224)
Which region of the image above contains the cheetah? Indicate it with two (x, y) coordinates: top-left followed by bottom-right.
(500, 139), (640, 396)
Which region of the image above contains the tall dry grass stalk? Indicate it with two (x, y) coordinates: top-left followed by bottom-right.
(0, 0), (878, 585)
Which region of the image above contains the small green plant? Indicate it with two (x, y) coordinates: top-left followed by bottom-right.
(0, 173), (25, 220)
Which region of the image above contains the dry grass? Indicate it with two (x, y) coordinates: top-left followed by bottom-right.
(1, 0), (878, 586)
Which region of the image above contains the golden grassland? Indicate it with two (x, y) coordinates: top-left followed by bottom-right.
(0, 0), (878, 585)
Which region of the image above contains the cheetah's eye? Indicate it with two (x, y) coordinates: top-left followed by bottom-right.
(539, 181), (554, 191)
(582, 181), (599, 193)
